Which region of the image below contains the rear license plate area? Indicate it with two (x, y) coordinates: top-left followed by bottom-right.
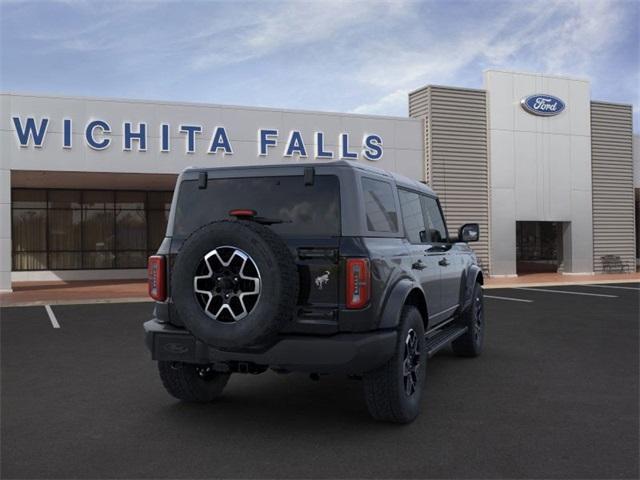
(154, 334), (197, 361)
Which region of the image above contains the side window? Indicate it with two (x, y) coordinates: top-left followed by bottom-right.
(361, 177), (398, 233)
(421, 196), (448, 243)
(398, 189), (427, 243)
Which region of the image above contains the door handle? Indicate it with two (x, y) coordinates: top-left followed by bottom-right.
(438, 257), (450, 267)
(412, 260), (426, 270)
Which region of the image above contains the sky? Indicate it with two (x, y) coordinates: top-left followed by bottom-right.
(1, 0), (639, 129)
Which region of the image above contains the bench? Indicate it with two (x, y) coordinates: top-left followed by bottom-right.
(601, 255), (629, 273)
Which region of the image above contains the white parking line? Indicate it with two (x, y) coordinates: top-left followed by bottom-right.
(578, 284), (640, 291)
(514, 287), (617, 298)
(485, 295), (533, 303)
(44, 305), (60, 328)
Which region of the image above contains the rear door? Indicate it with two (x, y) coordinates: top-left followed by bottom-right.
(397, 188), (441, 320)
(421, 195), (463, 317)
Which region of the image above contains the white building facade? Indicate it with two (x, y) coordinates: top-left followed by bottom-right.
(484, 70), (595, 275)
(0, 94), (424, 291)
(0, 70), (636, 291)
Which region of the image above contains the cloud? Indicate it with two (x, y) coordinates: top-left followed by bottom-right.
(1, 0), (636, 129)
(506, 0), (623, 75)
(190, 0), (412, 70)
(21, 2), (162, 53)
(350, 0), (633, 115)
(351, 88), (409, 116)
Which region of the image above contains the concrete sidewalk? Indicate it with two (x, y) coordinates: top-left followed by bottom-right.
(484, 271), (640, 289)
(1, 271), (639, 307)
(0, 280), (150, 307)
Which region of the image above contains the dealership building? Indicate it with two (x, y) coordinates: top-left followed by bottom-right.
(0, 69), (637, 291)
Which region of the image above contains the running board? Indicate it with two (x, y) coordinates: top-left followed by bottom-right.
(425, 326), (468, 358)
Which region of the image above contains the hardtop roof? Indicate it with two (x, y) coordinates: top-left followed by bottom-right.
(184, 160), (436, 196)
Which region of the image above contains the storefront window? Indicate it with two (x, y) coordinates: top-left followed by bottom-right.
(147, 210), (170, 255)
(13, 189), (46, 209)
(83, 190), (115, 209)
(49, 209), (82, 268)
(48, 190), (81, 209)
(11, 189), (172, 271)
(12, 191), (47, 270)
(147, 192), (172, 258)
(116, 191), (147, 268)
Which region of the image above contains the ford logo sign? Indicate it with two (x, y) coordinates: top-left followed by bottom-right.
(520, 94), (566, 116)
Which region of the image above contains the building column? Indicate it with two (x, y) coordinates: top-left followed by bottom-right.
(560, 222), (572, 273)
(564, 215), (594, 274)
(489, 188), (517, 276)
(0, 168), (11, 292)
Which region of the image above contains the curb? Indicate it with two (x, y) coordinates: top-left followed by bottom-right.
(483, 279), (640, 290)
(1, 297), (152, 308)
(1, 279), (637, 306)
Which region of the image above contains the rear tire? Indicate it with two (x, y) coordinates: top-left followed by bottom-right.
(158, 361), (230, 403)
(451, 282), (484, 357)
(362, 305), (426, 424)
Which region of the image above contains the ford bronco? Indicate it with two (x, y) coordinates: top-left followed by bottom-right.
(144, 160), (484, 423)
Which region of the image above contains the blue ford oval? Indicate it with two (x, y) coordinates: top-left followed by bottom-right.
(521, 94), (566, 116)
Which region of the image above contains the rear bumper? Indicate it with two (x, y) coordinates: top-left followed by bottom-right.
(144, 319), (397, 374)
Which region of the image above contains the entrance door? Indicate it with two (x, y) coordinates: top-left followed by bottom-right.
(516, 221), (563, 275)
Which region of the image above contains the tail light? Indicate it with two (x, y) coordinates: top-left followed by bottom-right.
(148, 255), (166, 302)
(346, 258), (370, 309)
(229, 209), (257, 218)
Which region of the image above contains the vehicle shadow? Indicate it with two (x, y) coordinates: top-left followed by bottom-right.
(154, 349), (461, 433)
(157, 372), (381, 431)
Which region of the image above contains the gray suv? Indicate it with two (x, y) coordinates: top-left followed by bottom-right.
(144, 160), (484, 423)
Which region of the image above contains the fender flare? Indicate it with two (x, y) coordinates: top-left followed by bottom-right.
(460, 265), (484, 312)
(378, 278), (428, 330)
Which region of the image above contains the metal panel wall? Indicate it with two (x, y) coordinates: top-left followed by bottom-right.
(484, 70), (594, 275)
(590, 101), (636, 272)
(409, 86), (490, 272)
(408, 88), (431, 185)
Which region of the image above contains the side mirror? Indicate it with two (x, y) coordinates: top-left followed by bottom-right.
(459, 223), (479, 242)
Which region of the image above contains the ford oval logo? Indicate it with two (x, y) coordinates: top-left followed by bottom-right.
(520, 94), (566, 116)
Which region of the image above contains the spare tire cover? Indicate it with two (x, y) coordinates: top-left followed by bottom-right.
(172, 220), (299, 349)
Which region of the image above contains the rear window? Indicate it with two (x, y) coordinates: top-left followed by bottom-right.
(398, 189), (426, 243)
(173, 175), (340, 237)
(361, 177), (398, 233)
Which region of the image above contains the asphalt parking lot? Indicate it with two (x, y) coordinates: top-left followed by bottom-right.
(1, 284), (638, 479)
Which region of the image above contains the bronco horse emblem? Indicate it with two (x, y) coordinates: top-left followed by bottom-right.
(315, 271), (330, 290)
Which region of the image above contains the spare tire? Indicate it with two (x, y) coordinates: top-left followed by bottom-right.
(171, 220), (299, 349)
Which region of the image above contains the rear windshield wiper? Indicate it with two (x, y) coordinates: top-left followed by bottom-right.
(252, 217), (290, 225)
(228, 209), (291, 225)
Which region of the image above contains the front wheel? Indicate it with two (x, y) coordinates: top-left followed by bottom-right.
(451, 282), (484, 357)
(362, 305), (426, 423)
(158, 361), (231, 402)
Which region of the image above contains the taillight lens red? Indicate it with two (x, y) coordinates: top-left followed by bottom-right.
(229, 209), (257, 217)
(346, 258), (370, 309)
(148, 255), (166, 302)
